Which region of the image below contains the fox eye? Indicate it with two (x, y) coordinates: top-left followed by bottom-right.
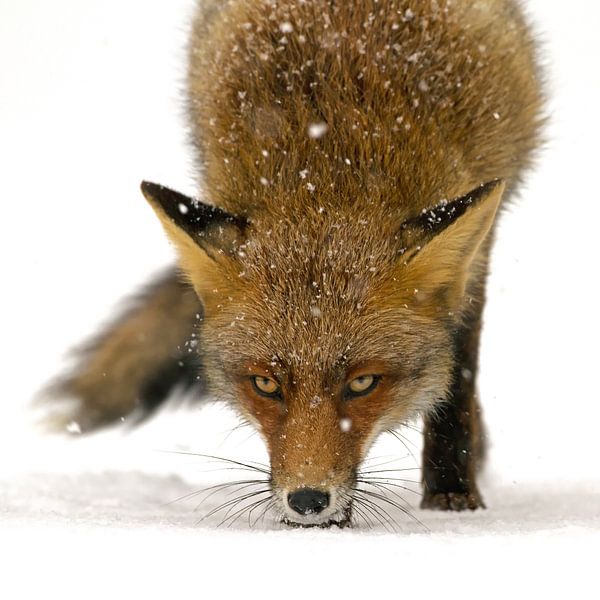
(345, 375), (380, 398)
(252, 376), (281, 398)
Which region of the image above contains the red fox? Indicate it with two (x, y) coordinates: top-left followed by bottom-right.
(47, 0), (543, 527)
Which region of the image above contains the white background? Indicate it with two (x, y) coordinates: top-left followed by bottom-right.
(0, 1), (599, 598)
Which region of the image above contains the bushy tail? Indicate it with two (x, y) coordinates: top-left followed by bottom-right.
(43, 268), (203, 432)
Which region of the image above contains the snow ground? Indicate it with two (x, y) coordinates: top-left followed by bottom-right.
(2, 470), (599, 597)
(1, 0), (599, 598)
(2, 409), (599, 598)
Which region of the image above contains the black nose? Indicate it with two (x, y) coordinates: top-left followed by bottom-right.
(287, 488), (330, 515)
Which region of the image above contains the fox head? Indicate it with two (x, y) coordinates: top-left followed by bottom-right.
(142, 179), (504, 526)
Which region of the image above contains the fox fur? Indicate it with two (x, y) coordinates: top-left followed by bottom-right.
(47, 0), (543, 526)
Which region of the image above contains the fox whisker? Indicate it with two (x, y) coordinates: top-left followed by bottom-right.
(356, 481), (421, 524)
(251, 498), (277, 528)
(158, 450), (271, 475)
(350, 493), (398, 533)
(357, 475), (419, 484)
(161, 451), (277, 525)
(341, 488), (395, 532)
(219, 419), (254, 445)
(165, 478), (270, 506)
(362, 454), (402, 464)
(242, 496), (275, 528)
(204, 481), (272, 509)
(398, 421), (424, 436)
(349, 502), (373, 530)
(339, 490), (373, 530)
(199, 488), (271, 520)
(358, 467), (422, 475)
(340, 491), (373, 530)
(353, 487), (428, 532)
(220, 494), (274, 528)
(386, 428), (419, 465)
(356, 478), (422, 498)
(359, 455), (412, 470)
(356, 475), (419, 485)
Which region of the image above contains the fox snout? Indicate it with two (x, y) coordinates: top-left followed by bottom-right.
(265, 398), (361, 526)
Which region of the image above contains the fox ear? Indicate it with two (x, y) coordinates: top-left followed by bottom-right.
(141, 181), (246, 263)
(396, 179), (505, 311)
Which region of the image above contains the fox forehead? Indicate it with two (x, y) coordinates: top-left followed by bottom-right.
(242, 212), (401, 273)
(204, 276), (444, 380)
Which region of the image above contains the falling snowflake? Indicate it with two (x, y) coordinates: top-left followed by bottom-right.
(308, 122), (328, 139)
(339, 418), (352, 433)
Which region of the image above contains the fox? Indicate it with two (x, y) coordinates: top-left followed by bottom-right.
(46, 0), (543, 527)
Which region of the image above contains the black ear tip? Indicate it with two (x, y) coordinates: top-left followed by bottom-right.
(140, 180), (161, 200)
(469, 178), (505, 204)
(481, 178), (504, 193)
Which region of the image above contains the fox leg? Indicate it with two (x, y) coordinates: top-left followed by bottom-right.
(43, 269), (203, 432)
(420, 309), (487, 511)
(420, 260), (491, 511)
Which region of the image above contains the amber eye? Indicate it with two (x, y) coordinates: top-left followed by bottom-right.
(252, 376), (281, 398)
(346, 375), (380, 398)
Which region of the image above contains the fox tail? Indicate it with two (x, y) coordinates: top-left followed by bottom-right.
(41, 268), (203, 432)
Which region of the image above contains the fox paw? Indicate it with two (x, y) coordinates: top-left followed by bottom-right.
(421, 490), (485, 511)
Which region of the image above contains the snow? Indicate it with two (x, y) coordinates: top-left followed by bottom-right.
(307, 121), (329, 139)
(310, 304), (322, 317)
(3, 474), (596, 598)
(339, 417), (352, 432)
(1, 0), (600, 598)
(1, 420), (598, 597)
